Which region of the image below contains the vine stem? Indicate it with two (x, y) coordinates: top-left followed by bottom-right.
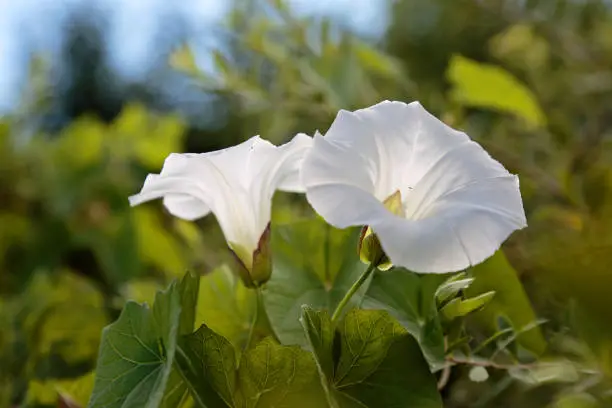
(245, 287), (262, 350)
(446, 356), (537, 370)
(331, 262), (377, 324)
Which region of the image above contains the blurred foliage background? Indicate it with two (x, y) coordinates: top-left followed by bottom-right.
(1, 0), (612, 407)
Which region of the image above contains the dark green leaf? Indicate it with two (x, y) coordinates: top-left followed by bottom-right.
(87, 298), (179, 408)
(175, 324), (237, 408)
(300, 306), (335, 379)
(304, 309), (443, 408)
(362, 269), (447, 370)
(334, 310), (404, 386)
(177, 271), (200, 335)
(89, 272), (198, 408)
(300, 307), (338, 408)
(337, 332), (442, 408)
(237, 338), (329, 408)
(160, 272), (199, 408)
(264, 219), (370, 345)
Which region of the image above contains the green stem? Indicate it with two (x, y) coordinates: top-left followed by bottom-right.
(245, 287), (261, 351)
(331, 262), (377, 324)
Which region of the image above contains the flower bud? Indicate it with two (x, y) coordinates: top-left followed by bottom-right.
(230, 223), (272, 288)
(357, 190), (404, 270)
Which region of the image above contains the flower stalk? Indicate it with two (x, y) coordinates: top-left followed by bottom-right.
(331, 261), (377, 324)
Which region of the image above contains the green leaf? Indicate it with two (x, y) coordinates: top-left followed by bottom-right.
(435, 274), (474, 306)
(304, 309), (443, 408)
(89, 272), (199, 408)
(300, 307), (338, 408)
(448, 54), (546, 128)
(177, 271), (200, 335)
(169, 45), (200, 77)
(354, 41), (403, 79)
(175, 324), (237, 408)
(466, 250), (547, 355)
(552, 393), (599, 408)
(237, 338), (329, 408)
(264, 219), (370, 345)
(508, 360), (579, 385)
(334, 310), (404, 386)
(160, 370), (190, 408)
(134, 207), (187, 278)
(161, 272), (200, 408)
(57, 372), (96, 407)
(439, 291), (496, 321)
(362, 269), (447, 370)
(195, 265), (255, 350)
(87, 300), (178, 408)
(300, 306), (335, 379)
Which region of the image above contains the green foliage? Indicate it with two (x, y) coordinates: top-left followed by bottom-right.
(194, 266), (255, 350)
(176, 324), (237, 408)
(302, 308), (443, 408)
(4, 1), (612, 407)
(362, 269), (447, 370)
(88, 272), (199, 408)
(263, 219), (370, 345)
(448, 55), (546, 128)
(466, 251), (547, 356)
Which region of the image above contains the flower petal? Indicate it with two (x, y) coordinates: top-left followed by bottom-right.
(129, 134), (312, 258)
(303, 100), (527, 273)
(372, 176), (526, 273)
(129, 138), (260, 252)
(246, 133), (313, 234)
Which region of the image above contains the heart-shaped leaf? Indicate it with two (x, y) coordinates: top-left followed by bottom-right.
(362, 268), (448, 370)
(264, 219), (370, 345)
(301, 308), (443, 408)
(88, 272), (200, 408)
(175, 324), (237, 408)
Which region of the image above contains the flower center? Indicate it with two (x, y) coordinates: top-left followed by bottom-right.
(383, 190), (405, 218)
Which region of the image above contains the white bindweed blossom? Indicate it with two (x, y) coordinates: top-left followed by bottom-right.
(129, 134), (312, 286)
(302, 101), (527, 273)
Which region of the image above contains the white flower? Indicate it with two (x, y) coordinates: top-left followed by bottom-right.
(129, 134), (312, 286)
(302, 101), (527, 273)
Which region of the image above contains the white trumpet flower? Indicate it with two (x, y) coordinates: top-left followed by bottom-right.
(302, 101), (527, 273)
(129, 134), (312, 286)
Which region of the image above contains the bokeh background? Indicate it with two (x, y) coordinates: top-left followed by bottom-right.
(2, 0), (612, 407)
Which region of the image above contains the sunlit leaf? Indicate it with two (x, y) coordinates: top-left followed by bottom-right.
(552, 393), (600, 408)
(134, 207), (187, 278)
(440, 291), (496, 321)
(195, 265), (255, 350)
(466, 250), (547, 355)
(448, 55), (546, 128)
(57, 372), (96, 407)
(169, 45), (200, 76)
(57, 116), (104, 168)
(508, 360), (579, 385)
